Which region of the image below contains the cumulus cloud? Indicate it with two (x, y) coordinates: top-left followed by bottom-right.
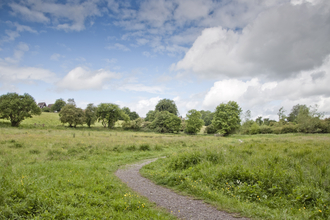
(202, 55), (330, 119)
(132, 97), (162, 117)
(57, 67), (120, 91)
(1, 22), (38, 44)
(175, 0), (330, 79)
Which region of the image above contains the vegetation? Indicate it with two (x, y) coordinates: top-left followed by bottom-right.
(121, 107), (140, 120)
(212, 101), (242, 135)
(149, 111), (181, 133)
(59, 105), (85, 128)
(185, 109), (204, 134)
(0, 93), (41, 127)
(155, 99), (179, 116)
(141, 133), (330, 220)
(199, 110), (214, 126)
(96, 103), (129, 128)
(51, 98), (66, 112)
(85, 103), (97, 127)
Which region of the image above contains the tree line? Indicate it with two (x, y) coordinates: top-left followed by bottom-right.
(1, 92), (329, 135)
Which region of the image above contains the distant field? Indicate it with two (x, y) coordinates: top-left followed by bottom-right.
(0, 112), (123, 128)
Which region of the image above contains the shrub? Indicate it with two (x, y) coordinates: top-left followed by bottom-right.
(249, 123), (260, 135)
(204, 124), (217, 134)
(259, 125), (273, 134)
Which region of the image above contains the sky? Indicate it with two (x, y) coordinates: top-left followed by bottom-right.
(1, 0), (330, 119)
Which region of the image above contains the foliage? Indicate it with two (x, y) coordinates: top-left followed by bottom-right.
(85, 103), (97, 127)
(67, 98), (76, 106)
(204, 124), (217, 134)
(199, 110), (214, 126)
(185, 109), (204, 134)
(296, 106), (322, 133)
(249, 122), (260, 135)
(42, 107), (51, 112)
(122, 118), (143, 130)
(150, 111), (181, 133)
(287, 104), (309, 122)
(59, 105), (85, 127)
(96, 103), (129, 128)
(277, 107), (286, 121)
(51, 99), (66, 112)
(180, 119), (186, 132)
(212, 101), (242, 135)
(120, 107), (140, 120)
(0, 93), (41, 127)
(145, 110), (158, 122)
(129, 111), (140, 120)
(155, 99), (179, 116)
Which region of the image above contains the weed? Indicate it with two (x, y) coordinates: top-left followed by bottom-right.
(139, 144), (151, 151)
(29, 149), (40, 154)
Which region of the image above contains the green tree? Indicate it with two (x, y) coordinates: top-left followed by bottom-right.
(67, 98), (76, 106)
(51, 98), (66, 112)
(0, 93), (41, 127)
(296, 105), (322, 133)
(212, 101), (242, 135)
(255, 116), (263, 126)
(129, 111), (140, 120)
(155, 99), (179, 116)
(277, 107), (286, 122)
(185, 109), (204, 134)
(287, 104), (309, 122)
(199, 110), (214, 126)
(145, 110), (158, 122)
(59, 105), (85, 127)
(96, 103), (129, 128)
(150, 111), (181, 133)
(85, 103), (97, 128)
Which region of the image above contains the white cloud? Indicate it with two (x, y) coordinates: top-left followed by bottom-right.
(57, 67), (120, 91)
(4, 42), (29, 64)
(105, 43), (130, 51)
(175, 1), (330, 79)
(134, 96), (162, 117)
(202, 55), (330, 119)
(104, 58), (118, 64)
(9, 3), (50, 23)
(1, 22), (38, 43)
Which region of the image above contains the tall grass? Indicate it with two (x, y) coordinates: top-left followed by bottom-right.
(141, 134), (330, 219)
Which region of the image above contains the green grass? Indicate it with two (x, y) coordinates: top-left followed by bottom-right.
(141, 134), (330, 219)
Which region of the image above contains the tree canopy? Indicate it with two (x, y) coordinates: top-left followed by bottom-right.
(287, 104), (309, 122)
(0, 93), (41, 126)
(155, 99), (179, 116)
(185, 109), (204, 134)
(96, 103), (129, 128)
(85, 103), (97, 127)
(145, 110), (158, 122)
(199, 110), (214, 126)
(59, 104), (85, 127)
(51, 98), (66, 112)
(212, 101), (242, 135)
(150, 111), (181, 133)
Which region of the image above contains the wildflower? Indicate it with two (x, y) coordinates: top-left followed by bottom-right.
(319, 210), (322, 213)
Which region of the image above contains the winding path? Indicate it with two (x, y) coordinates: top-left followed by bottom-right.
(115, 159), (249, 220)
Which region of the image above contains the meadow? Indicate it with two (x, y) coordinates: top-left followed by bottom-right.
(0, 113), (329, 219)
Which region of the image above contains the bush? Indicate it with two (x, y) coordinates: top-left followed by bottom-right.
(204, 124), (217, 134)
(249, 123), (260, 135)
(281, 124), (298, 134)
(259, 125), (273, 134)
(122, 118), (143, 130)
(149, 111), (181, 133)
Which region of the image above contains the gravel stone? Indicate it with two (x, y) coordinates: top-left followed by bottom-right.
(115, 159), (249, 220)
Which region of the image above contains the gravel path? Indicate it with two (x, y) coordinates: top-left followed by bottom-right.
(115, 158), (249, 220)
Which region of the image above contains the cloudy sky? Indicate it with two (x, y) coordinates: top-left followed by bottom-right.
(1, 0), (330, 119)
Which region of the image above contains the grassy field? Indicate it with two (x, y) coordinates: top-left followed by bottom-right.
(1, 113), (329, 219)
(141, 134), (330, 219)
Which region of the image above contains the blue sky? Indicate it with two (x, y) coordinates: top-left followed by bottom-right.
(1, 0), (330, 119)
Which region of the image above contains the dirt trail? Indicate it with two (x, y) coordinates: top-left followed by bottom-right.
(115, 158), (249, 220)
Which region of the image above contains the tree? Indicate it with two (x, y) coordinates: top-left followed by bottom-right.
(287, 104), (309, 122)
(155, 99), (179, 116)
(129, 111), (139, 120)
(212, 101), (242, 135)
(150, 111), (181, 133)
(96, 103), (129, 128)
(59, 105), (85, 127)
(199, 110), (214, 126)
(255, 116), (263, 126)
(42, 107), (51, 112)
(145, 110), (158, 122)
(85, 103), (97, 127)
(277, 107), (286, 122)
(51, 99), (66, 112)
(67, 98), (76, 106)
(0, 93), (41, 127)
(185, 109), (204, 134)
